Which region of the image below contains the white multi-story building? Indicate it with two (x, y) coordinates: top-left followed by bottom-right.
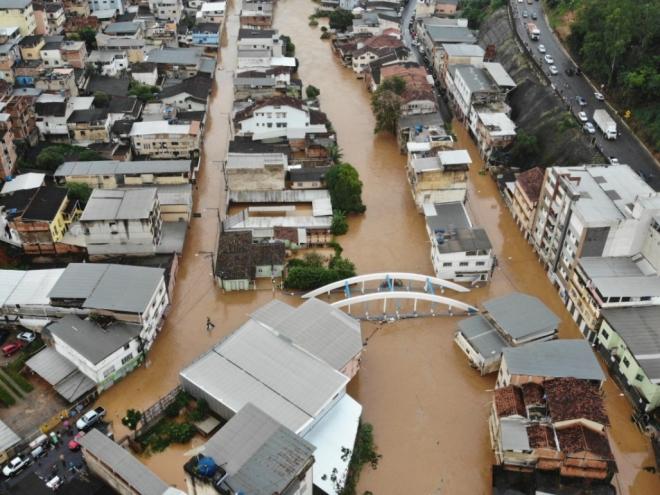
(196, 1), (225, 24)
(149, 0), (182, 22)
(89, 0), (125, 15)
(130, 120), (201, 159)
(425, 201), (494, 283)
(78, 188), (163, 255)
(531, 165), (660, 292)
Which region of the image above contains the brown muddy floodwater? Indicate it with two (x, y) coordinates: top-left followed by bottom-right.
(96, 0), (660, 493)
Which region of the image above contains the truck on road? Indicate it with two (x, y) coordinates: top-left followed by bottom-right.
(526, 22), (540, 40)
(76, 406), (106, 431)
(593, 109), (617, 140)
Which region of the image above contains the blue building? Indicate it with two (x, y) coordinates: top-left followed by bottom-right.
(191, 23), (220, 47)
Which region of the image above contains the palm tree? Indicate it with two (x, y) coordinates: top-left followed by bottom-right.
(328, 143), (343, 164)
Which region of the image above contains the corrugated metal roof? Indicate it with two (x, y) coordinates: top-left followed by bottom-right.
(303, 394), (361, 495)
(500, 418), (530, 451)
(0, 173), (45, 194)
(80, 188), (157, 221)
(312, 197), (332, 217)
(457, 315), (507, 358)
(79, 429), (173, 495)
(249, 299), (296, 329)
(48, 263), (109, 300)
(483, 293), (559, 340)
(25, 347), (77, 386)
(82, 264), (164, 314)
(47, 315), (141, 365)
(578, 257), (660, 298)
(181, 319), (348, 433)
(54, 160), (191, 177)
(53, 370), (96, 402)
(0, 420), (20, 454)
(201, 403), (314, 495)
(502, 340), (604, 382)
(4, 269), (65, 306)
(0, 270), (26, 306)
(254, 298), (362, 371)
(228, 189), (329, 203)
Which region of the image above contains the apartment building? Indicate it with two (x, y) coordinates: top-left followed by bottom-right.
(425, 201), (494, 283)
(54, 159), (192, 188)
(531, 165), (660, 307)
(148, 0), (182, 22)
(0, 0), (36, 36)
(510, 167), (544, 241)
(407, 148), (470, 209)
(130, 120), (201, 159)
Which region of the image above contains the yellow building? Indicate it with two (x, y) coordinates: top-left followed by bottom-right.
(0, 0), (36, 36)
(511, 167), (544, 242)
(18, 34), (44, 60)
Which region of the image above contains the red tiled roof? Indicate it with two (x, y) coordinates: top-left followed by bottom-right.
(544, 378), (609, 426)
(556, 424), (614, 461)
(234, 95), (305, 122)
(516, 166), (544, 203)
(526, 424), (557, 449)
(520, 382), (544, 406)
(493, 386), (526, 417)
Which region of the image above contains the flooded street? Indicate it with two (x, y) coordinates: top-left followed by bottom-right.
(94, 0), (660, 493)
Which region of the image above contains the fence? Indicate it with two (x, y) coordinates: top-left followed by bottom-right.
(135, 385), (183, 437)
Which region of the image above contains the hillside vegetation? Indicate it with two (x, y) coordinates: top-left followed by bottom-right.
(548, 0), (660, 154)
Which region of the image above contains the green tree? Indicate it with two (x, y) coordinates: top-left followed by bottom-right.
(122, 409), (142, 431)
(129, 81), (159, 102)
(329, 9), (354, 31)
(508, 131), (540, 168)
(326, 163), (366, 214)
(36, 144), (101, 172)
(66, 182), (93, 206)
(78, 27), (97, 51)
(281, 35), (296, 57)
(331, 210), (348, 235)
(328, 143), (343, 164)
(306, 85), (320, 99)
(371, 76), (406, 134)
(94, 91), (110, 108)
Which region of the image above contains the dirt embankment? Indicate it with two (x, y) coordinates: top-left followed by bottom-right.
(478, 8), (600, 167)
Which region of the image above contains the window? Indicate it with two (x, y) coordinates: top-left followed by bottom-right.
(601, 329), (609, 340)
(121, 353), (134, 365)
(635, 374), (644, 382)
(442, 262), (452, 267)
(459, 262), (469, 267)
(103, 366), (115, 378)
(476, 261), (486, 266)
(622, 357), (630, 368)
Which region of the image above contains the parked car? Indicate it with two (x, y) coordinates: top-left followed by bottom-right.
(594, 91), (605, 101)
(30, 445), (47, 460)
(583, 122), (596, 134)
(68, 431), (85, 451)
(46, 475), (63, 490)
(544, 54), (554, 64)
(531, 12), (538, 20)
(76, 406), (106, 431)
(538, 44), (546, 53)
(17, 331), (35, 343)
(522, 10), (528, 18)
(2, 455), (30, 477)
(578, 111), (588, 122)
(549, 65), (559, 75)
(2, 340), (24, 357)
(576, 96), (587, 106)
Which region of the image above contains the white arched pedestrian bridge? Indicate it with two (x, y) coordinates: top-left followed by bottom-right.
(302, 273), (477, 321)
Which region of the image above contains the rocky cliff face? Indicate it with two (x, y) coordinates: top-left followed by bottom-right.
(478, 8), (600, 168)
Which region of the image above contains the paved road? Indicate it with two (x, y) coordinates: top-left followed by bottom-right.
(509, 0), (660, 190)
(400, 0), (453, 122)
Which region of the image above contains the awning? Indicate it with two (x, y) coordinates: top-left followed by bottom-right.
(54, 370), (96, 402)
(303, 394), (362, 495)
(26, 347), (77, 386)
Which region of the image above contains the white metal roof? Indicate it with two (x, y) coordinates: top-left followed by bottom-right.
(0, 269), (26, 306)
(483, 62), (516, 88)
(0, 173), (45, 194)
(181, 319), (348, 433)
(0, 420), (19, 454)
(80, 188), (157, 221)
(130, 121), (193, 136)
(438, 149), (472, 166)
(303, 394), (362, 495)
(312, 197), (332, 217)
(4, 269), (65, 306)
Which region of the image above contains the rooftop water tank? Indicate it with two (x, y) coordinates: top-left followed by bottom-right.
(196, 456), (218, 477)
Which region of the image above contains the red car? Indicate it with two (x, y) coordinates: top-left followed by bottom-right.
(2, 341), (24, 357)
(68, 431), (85, 451)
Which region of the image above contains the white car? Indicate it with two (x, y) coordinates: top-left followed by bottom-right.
(17, 331), (35, 343)
(2, 455), (30, 477)
(538, 44), (546, 53)
(594, 92), (605, 101)
(549, 65), (558, 75)
(578, 111), (588, 122)
(609, 157), (620, 165)
(544, 54), (554, 64)
(583, 122), (596, 134)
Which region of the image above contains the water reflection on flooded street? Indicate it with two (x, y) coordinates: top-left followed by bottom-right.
(96, 0), (659, 493)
